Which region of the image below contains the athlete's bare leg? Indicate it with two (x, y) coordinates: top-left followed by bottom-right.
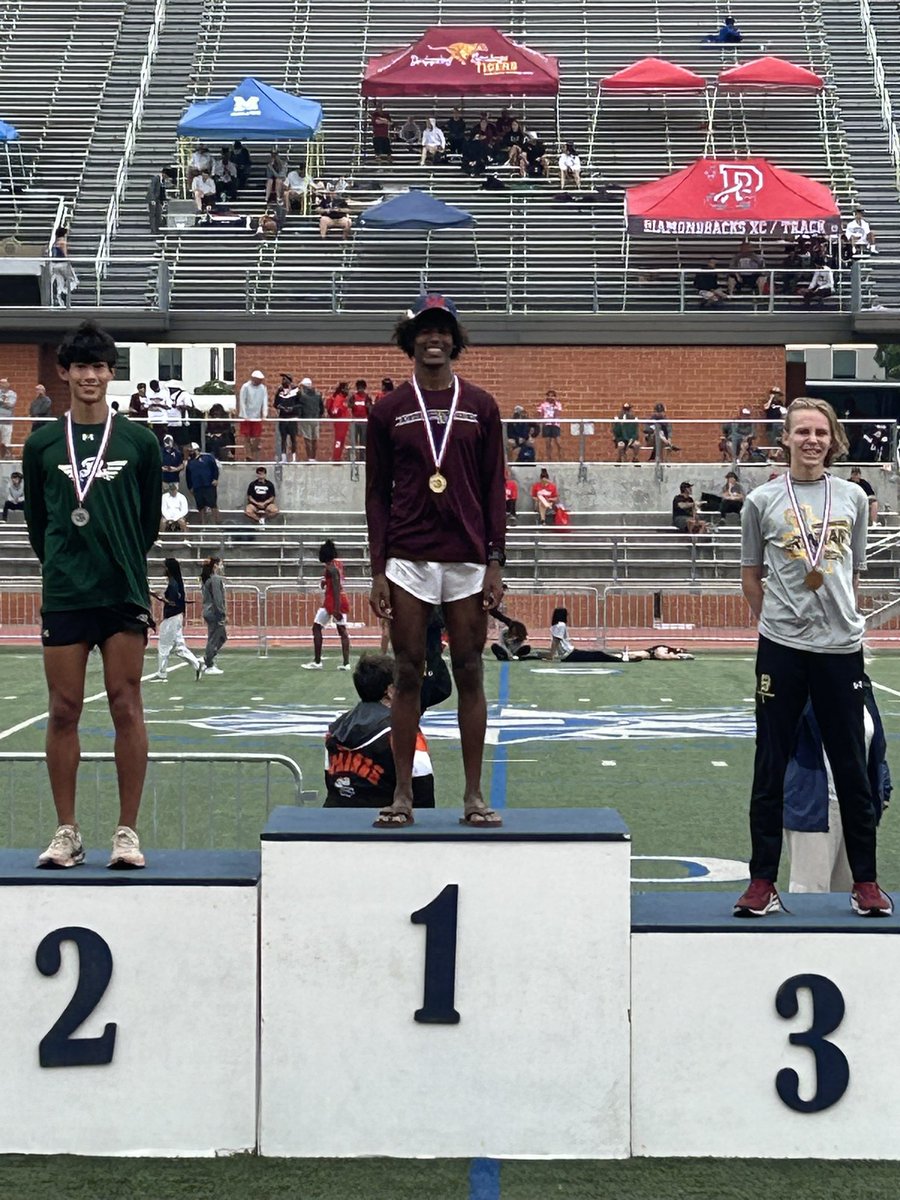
(381, 583), (431, 818)
(100, 630), (148, 829)
(338, 623), (350, 666)
(43, 643), (91, 826)
(442, 592), (495, 821)
(312, 622), (323, 662)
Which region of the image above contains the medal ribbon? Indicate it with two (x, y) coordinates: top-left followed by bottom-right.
(411, 374), (460, 475)
(784, 471), (832, 574)
(65, 405), (115, 507)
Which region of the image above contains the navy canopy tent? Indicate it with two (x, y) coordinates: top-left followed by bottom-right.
(358, 190), (474, 229)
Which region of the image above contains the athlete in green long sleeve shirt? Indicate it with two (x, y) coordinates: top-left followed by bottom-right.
(22, 321), (162, 872)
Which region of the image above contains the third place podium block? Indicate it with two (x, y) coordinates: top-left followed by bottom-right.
(259, 806), (631, 1159)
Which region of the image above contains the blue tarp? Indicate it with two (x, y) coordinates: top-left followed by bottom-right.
(176, 77), (322, 141)
(0, 121), (19, 142)
(358, 189), (474, 230)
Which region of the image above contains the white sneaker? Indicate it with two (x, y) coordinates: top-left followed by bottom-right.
(302, 661), (323, 670)
(146, 673), (167, 682)
(195, 662), (204, 680)
(108, 826), (146, 870)
(337, 663), (351, 671)
(37, 824), (85, 869)
(204, 664), (224, 675)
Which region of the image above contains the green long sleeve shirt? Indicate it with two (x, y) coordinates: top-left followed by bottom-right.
(23, 414), (162, 613)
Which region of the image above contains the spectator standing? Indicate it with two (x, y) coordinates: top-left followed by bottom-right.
(149, 557), (202, 683)
(0, 376), (18, 459)
(297, 376), (324, 461)
(327, 382), (351, 462)
(274, 373), (300, 462)
(763, 385), (786, 445)
(420, 117), (446, 166)
(49, 226), (78, 308)
(845, 207), (878, 255)
(370, 102), (393, 163)
(245, 465), (279, 525)
(558, 142), (582, 189)
(849, 466), (878, 525)
(239, 368), (267, 461)
(265, 152), (287, 203)
(185, 442), (220, 523)
(146, 168), (171, 235)
(161, 433), (184, 486)
(231, 140), (251, 187)
(160, 482), (189, 533)
(374, 376), (394, 405)
(537, 388), (563, 460)
(2, 470), (24, 521)
(349, 379), (372, 461)
(200, 556), (227, 674)
(531, 468), (559, 525)
(29, 383), (52, 433)
(612, 403), (639, 461)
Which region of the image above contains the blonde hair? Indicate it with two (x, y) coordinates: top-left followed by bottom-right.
(782, 396), (849, 467)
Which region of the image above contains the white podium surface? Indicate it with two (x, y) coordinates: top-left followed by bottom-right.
(631, 892), (900, 1159)
(0, 850), (259, 1156)
(260, 806), (632, 1159)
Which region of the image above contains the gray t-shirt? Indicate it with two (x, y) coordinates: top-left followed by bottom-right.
(239, 381), (267, 420)
(741, 473), (867, 653)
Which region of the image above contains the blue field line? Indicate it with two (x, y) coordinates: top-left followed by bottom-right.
(468, 1156), (501, 1200)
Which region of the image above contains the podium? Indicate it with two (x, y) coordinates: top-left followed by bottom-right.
(259, 807), (632, 1158)
(0, 850), (259, 1156)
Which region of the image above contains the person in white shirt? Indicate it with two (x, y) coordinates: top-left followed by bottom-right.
(239, 369), (268, 461)
(558, 142), (582, 189)
(845, 206), (878, 255)
(420, 117), (446, 166)
(160, 482), (189, 532)
(0, 377), (16, 459)
(191, 169), (217, 212)
(801, 261), (834, 308)
(284, 167), (312, 212)
(188, 145), (212, 184)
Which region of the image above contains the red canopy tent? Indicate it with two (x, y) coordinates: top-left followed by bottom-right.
(361, 27), (559, 96)
(717, 56), (824, 91)
(625, 157), (840, 236)
(590, 58), (709, 164)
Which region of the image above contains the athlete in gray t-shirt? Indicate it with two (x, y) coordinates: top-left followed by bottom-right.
(734, 398), (889, 919)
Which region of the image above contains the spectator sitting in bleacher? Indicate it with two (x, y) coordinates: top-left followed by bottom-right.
(188, 144), (212, 185)
(446, 107), (467, 157)
(507, 404), (537, 454)
(461, 131), (490, 176)
(420, 117), (446, 166)
(720, 406), (754, 460)
(727, 241), (766, 296)
(253, 204), (284, 239)
(213, 149), (238, 202)
(2, 471), (24, 521)
(398, 116), (422, 155)
(740, 434), (769, 463)
(500, 119), (528, 169)
(612, 403), (640, 462)
(283, 163), (313, 212)
(160, 482), (189, 533)
(504, 467), (519, 525)
(265, 152), (287, 203)
(191, 168), (217, 212)
(516, 430), (537, 463)
(719, 471), (745, 519)
(800, 258), (834, 308)
(558, 143), (582, 190)
(693, 258), (728, 308)
(645, 401), (676, 462)
(524, 133), (550, 178)
(531, 468), (559, 525)
(245, 466), (279, 525)
(845, 207), (878, 255)
(701, 14), (742, 42)
(672, 482), (709, 534)
(231, 140), (251, 187)
(318, 188), (352, 240)
(205, 403), (236, 461)
(470, 112), (497, 141)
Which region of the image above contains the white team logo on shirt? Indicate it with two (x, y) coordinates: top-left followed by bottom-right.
(58, 459), (128, 485)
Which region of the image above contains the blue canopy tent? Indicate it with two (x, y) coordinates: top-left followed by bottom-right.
(0, 121), (24, 212)
(176, 77), (324, 193)
(357, 188), (479, 280)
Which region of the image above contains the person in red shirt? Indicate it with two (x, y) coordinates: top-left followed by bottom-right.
(327, 382), (351, 462)
(370, 102), (393, 163)
(303, 538), (350, 670)
(349, 378), (372, 462)
(366, 293), (506, 828)
(504, 467), (519, 525)
(531, 468), (559, 525)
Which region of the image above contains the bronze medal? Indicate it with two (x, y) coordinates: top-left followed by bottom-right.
(804, 568), (824, 591)
(429, 471), (447, 494)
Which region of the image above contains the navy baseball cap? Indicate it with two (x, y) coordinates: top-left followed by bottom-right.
(407, 293), (460, 325)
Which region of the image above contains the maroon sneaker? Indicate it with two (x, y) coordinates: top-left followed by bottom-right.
(851, 882), (894, 917)
(733, 879), (782, 918)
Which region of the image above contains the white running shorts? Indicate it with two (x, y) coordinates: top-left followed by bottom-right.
(314, 606), (347, 627)
(385, 558), (485, 605)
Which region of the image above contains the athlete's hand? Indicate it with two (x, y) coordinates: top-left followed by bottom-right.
(370, 574), (392, 620)
(482, 562), (503, 611)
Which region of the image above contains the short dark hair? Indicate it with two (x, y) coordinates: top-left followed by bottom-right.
(318, 538), (338, 564)
(57, 321), (117, 370)
(353, 652), (395, 702)
(355, 379), (367, 390)
(393, 312), (469, 359)
(551, 607), (568, 625)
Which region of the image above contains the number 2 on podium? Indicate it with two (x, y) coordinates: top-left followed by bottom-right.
(411, 884), (460, 1024)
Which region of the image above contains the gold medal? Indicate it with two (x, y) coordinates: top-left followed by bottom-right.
(429, 471), (447, 494)
(804, 568), (824, 591)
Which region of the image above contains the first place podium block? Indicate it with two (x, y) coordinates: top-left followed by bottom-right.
(260, 806), (632, 1159)
(0, 850), (259, 1156)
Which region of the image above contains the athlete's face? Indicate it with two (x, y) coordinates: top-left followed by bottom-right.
(57, 360), (114, 406)
(412, 318), (454, 370)
(783, 409), (831, 473)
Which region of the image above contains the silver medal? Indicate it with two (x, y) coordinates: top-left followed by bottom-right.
(71, 507), (90, 527)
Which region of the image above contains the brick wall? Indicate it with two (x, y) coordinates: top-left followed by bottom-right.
(235, 343), (785, 461)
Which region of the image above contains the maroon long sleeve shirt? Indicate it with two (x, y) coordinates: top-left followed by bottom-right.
(366, 378), (507, 576)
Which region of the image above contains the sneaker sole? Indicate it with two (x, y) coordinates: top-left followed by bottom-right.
(107, 858), (146, 870)
(733, 899), (781, 918)
(36, 855), (85, 870)
(851, 899), (893, 917)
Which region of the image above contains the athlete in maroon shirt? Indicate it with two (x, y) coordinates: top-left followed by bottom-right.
(366, 294), (506, 828)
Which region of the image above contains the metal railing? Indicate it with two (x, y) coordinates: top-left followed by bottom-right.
(859, 0), (900, 193)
